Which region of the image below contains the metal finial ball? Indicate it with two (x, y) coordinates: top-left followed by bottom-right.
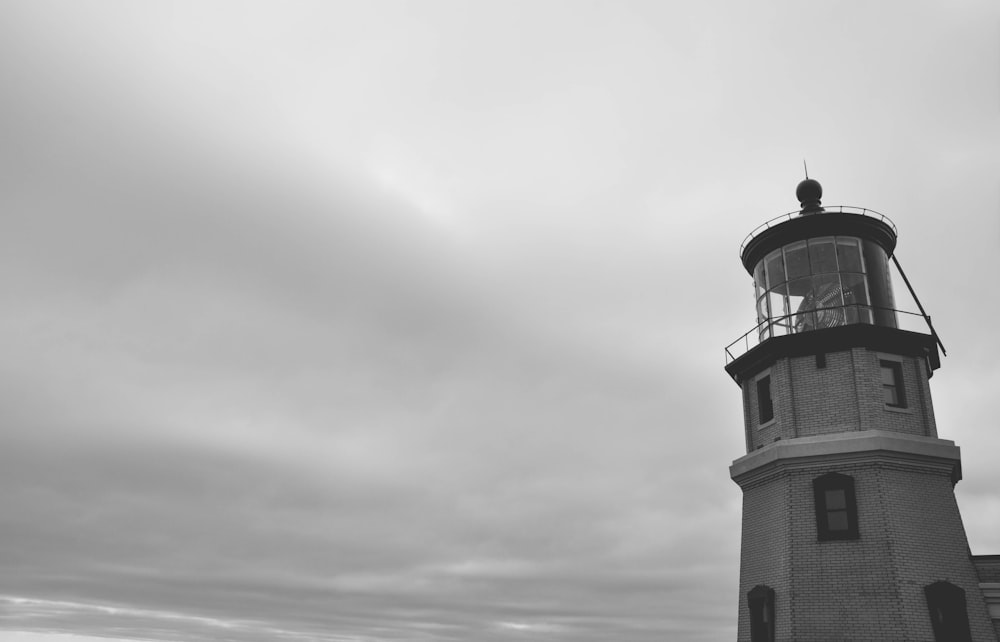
(796, 178), (823, 205)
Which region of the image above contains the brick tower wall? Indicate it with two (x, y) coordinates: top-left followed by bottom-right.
(787, 461), (995, 641)
(736, 473), (792, 642)
(736, 457), (997, 641)
(877, 465), (997, 641)
(741, 348), (937, 453)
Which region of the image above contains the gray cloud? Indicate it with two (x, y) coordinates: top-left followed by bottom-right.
(1, 1), (998, 641)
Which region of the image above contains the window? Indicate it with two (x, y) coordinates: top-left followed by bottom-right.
(880, 360), (906, 408)
(841, 272), (873, 324)
(756, 374), (774, 424)
(813, 473), (859, 541)
(783, 241), (809, 280)
(808, 237), (838, 274)
(836, 237), (865, 272)
(925, 581), (972, 642)
(747, 585), (775, 642)
(764, 249), (785, 288)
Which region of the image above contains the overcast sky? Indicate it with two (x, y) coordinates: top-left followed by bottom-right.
(1, 2), (999, 641)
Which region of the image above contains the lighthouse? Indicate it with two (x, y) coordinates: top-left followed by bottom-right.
(724, 180), (997, 641)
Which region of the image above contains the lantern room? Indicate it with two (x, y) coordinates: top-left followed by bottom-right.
(741, 179), (900, 342)
(725, 178), (944, 384)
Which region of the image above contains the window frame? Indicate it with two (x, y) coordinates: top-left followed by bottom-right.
(813, 473), (859, 541)
(747, 585), (775, 642)
(756, 372), (774, 426)
(880, 359), (907, 408)
(925, 581), (973, 642)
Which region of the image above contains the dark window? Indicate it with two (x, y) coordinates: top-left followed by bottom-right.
(747, 585), (775, 642)
(813, 473), (859, 540)
(880, 360), (906, 407)
(757, 375), (774, 424)
(925, 581), (972, 642)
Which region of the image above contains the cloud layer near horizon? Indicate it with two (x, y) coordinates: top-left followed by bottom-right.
(1, 2), (999, 641)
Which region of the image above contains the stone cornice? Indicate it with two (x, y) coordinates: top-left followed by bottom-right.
(730, 430), (961, 488)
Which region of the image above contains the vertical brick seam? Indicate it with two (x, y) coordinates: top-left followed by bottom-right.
(787, 356), (799, 439)
(850, 348), (862, 430)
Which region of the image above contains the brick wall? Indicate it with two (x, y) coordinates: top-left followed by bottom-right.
(740, 348), (936, 452)
(736, 456), (997, 641)
(736, 473), (792, 641)
(854, 349), (936, 437)
(882, 464), (995, 640)
(791, 350), (860, 437)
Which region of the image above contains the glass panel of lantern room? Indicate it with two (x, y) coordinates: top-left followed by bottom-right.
(836, 237), (865, 273)
(841, 272), (872, 324)
(808, 237), (838, 274)
(784, 241), (809, 280)
(767, 284), (790, 336)
(786, 277), (812, 334)
(755, 279), (766, 314)
(786, 276), (811, 332)
(764, 249), (785, 289)
(813, 274), (845, 309)
(754, 261), (766, 296)
(799, 274), (846, 331)
(754, 260), (767, 326)
(861, 240), (898, 328)
(757, 294), (771, 342)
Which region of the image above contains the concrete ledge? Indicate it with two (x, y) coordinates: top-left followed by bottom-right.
(731, 430), (961, 482)
(980, 584), (1000, 620)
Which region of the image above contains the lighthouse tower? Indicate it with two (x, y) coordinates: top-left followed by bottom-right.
(724, 180), (997, 641)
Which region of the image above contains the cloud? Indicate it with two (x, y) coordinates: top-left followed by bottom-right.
(0, 61), (738, 633)
(1, 1), (998, 641)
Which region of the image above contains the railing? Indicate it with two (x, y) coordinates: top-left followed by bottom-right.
(724, 305), (934, 365)
(739, 206), (898, 257)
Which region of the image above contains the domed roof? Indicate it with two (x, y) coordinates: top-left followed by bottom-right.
(796, 178), (822, 213)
